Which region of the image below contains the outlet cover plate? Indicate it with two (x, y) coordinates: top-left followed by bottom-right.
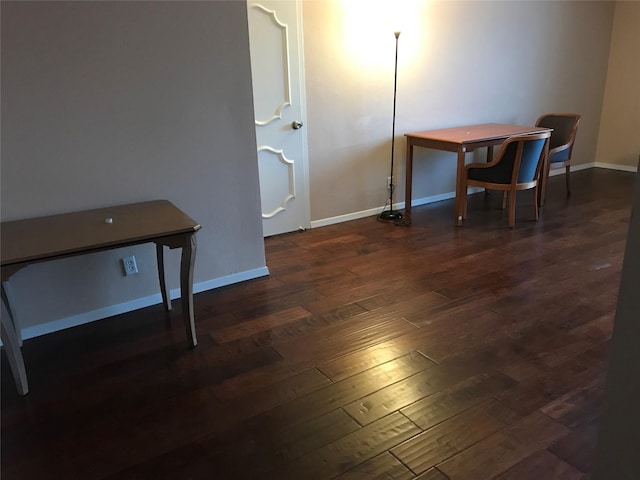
(122, 256), (138, 276)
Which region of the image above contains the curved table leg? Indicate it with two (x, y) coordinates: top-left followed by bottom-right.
(1, 283), (21, 346)
(156, 243), (172, 311)
(156, 233), (198, 347)
(1, 300), (29, 395)
(180, 233), (197, 347)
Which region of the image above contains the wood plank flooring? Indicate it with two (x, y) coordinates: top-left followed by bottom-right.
(1, 168), (635, 479)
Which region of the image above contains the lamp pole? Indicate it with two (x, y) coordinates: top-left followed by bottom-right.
(379, 31), (403, 222)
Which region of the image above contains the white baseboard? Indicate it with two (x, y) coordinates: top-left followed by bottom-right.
(594, 162), (638, 173)
(310, 207), (386, 229)
(19, 266), (269, 341)
(549, 162), (637, 174)
(549, 162), (594, 175)
(310, 187), (483, 229)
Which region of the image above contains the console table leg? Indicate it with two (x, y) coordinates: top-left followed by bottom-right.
(455, 148), (467, 226)
(1, 282), (22, 346)
(1, 300), (29, 395)
(404, 142), (414, 224)
(155, 243), (172, 311)
(180, 233), (197, 347)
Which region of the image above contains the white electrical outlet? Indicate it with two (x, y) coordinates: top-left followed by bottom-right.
(387, 176), (392, 190)
(122, 256), (138, 276)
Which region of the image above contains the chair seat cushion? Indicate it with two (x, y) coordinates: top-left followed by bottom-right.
(467, 164), (511, 184)
(550, 148), (570, 163)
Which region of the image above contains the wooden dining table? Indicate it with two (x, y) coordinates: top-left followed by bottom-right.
(1, 200), (201, 395)
(404, 123), (553, 225)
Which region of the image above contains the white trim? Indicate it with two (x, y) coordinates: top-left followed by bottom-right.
(294, 0), (311, 231)
(548, 162), (594, 175)
(193, 267), (269, 293)
(548, 162), (637, 175)
(18, 267), (269, 341)
(310, 187), (483, 228)
(409, 188), (484, 208)
(594, 162), (638, 173)
(310, 207), (383, 228)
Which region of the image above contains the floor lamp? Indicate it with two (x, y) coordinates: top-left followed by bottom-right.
(379, 31), (403, 222)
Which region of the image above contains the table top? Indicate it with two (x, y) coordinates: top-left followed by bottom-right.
(1, 200), (200, 266)
(405, 123), (551, 144)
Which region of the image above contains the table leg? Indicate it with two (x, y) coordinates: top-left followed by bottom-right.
(539, 141), (551, 206)
(155, 243), (172, 311)
(486, 145), (496, 198)
(1, 296), (28, 395)
(1, 282), (21, 346)
(180, 233), (197, 347)
(404, 141), (414, 224)
(455, 148), (467, 226)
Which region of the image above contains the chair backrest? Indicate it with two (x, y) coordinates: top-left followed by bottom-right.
(489, 133), (550, 185)
(516, 135), (549, 183)
(535, 113), (581, 151)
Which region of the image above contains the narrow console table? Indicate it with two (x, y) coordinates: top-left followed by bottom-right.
(1, 200), (201, 395)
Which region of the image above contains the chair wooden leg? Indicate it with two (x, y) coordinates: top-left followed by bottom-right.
(540, 156), (551, 207)
(566, 165), (571, 196)
(533, 186), (539, 221)
(508, 189), (516, 228)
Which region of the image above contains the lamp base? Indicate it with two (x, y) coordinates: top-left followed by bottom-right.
(378, 209), (404, 221)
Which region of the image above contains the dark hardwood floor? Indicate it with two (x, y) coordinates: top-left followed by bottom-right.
(1, 168), (635, 479)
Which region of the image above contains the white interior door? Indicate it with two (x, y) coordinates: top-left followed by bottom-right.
(247, 0), (310, 237)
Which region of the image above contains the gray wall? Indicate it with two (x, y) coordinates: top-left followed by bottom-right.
(1, 1), (266, 332)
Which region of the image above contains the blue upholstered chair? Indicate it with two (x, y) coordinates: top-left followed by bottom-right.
(461, 132), (551, 228)
(536, 113), (581, 204)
